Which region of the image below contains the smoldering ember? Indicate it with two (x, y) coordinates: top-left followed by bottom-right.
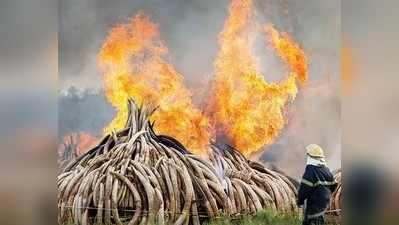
(58, 0), (341, 224)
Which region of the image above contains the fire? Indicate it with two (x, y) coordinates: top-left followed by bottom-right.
(98, 13), (212, 155)
(265, 24), (308, 85)
(59, 132), (98, 156)
(205, 0), (307, 156)
(97, 0), (308, 157)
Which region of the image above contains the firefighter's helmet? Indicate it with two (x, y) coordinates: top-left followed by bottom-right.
(306, 144), (325, 158)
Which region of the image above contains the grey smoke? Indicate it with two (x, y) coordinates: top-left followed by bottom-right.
(58, 87), (113, 139)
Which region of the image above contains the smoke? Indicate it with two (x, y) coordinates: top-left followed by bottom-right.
(261, 76), (340, 179)
(59, 0), (230, 91)
(59, 0), (341, 178)
(253, 0), (341, 179)
(58, 87), (113, 139)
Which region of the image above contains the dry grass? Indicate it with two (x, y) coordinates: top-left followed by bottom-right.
(62, 210), (341, 225)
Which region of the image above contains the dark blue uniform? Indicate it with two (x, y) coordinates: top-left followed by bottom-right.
(298, 165), (337, 225)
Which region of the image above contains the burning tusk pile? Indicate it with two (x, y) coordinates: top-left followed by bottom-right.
(58, 99), (299, 225)
(328, 169), (341, 216)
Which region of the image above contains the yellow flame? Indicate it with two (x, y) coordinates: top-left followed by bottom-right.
(206, 0), (307, 156)
(97, 0), (308, 156)
(265, 24), (308, 85)
(98, 13), (212, 155)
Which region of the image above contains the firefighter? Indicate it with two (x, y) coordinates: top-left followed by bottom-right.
(297, 144), (338, 225)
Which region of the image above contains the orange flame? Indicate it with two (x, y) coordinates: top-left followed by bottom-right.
(265, 24), (308, 85)
(205, 0), (307, 156)
(97, 0), (308, 156)
(59, 132), (98, 156)
(98, 13), (212, 155)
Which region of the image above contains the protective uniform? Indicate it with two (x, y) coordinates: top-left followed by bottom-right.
(298, 144), (337, 225)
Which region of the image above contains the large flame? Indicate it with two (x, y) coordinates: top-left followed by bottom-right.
(205, 0), (307, 156)
(98, 13), (212, 155)
(97, 0), (308, 157)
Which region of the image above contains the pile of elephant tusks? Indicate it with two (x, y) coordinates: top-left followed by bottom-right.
(58, 99), (299, 225)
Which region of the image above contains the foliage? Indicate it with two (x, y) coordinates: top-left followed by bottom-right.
(62, 210), (341, 225)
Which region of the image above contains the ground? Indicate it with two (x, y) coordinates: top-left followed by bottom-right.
(63, 210), (341, 225)
(205, 210), (340, 225)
